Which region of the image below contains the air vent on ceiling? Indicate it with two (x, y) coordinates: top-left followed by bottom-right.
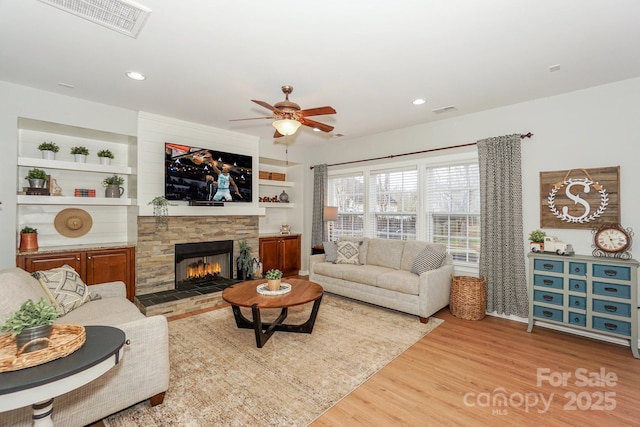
(431, 105), (458, 114)
(38, 0), (151, 38)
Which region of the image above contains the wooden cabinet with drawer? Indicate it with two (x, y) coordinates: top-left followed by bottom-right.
(259, 234), (301, 277)
(527, 252), (639, 358)
(17, 246), (136, 301)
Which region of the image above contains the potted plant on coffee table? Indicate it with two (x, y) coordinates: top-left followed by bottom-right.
(38, 141), (59, 160)
(0, 297), (60, 353)
(265, 269), (283, 291)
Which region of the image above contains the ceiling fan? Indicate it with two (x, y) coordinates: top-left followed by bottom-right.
(231, 85), (336, 138)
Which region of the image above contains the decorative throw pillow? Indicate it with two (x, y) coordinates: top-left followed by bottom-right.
(411, 247), (447, 275)
(32, 265), (92, 315)
(323, 241), (338, 263)
(335, 240), (361, 265)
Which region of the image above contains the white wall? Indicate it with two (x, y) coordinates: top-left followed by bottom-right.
(301, 77), (640, 270)
(0, 81), (138, 269)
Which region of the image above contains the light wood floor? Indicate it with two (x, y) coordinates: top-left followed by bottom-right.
(311, 308), (640, 426)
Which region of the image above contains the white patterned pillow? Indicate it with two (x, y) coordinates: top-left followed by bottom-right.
(32, 265), (91, 315)
(335, 240), (361, 265)
(411, 247), (447, 275)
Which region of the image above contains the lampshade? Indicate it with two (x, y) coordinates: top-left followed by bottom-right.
(272, 119), (302, 136)
(323, 206), (338, 222)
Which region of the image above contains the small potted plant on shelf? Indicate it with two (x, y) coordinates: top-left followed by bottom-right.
(97, 149), (114, 165)
(0, 297), (60, 353)
(37, 141), (59, 160)
(102, 175), (125, 198)
(19, 226), (38, 251)
(528, 229), (546, 252)
(236, 240), (253, 280)
(70, 146), (89, 163)
(265, 269), (283, 291)
(26, 168), (47, 188)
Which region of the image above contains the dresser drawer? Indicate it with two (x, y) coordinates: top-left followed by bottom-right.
(533, 274), (563, 290)
(568, 262), (587, 276)
(593, 264), (631, 281)
(534, 290), (564, 306)
(592, 316), (631, 337)
(592, 299), (631, 317)
(568, 279), (586, 293)
(568, 312), (586, 327)
(568, 295), (586, 310)
(533, 305), (563, 322)
(534, 259), (564, 274)
(592, 281), (631, 299)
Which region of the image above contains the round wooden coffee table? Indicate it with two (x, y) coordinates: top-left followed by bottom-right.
(222, 278), (323, 348)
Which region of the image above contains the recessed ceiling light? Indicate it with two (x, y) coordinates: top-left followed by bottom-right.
(126, 71), (146, 81)
(549, 64), (561, 72)
(412, 98), (426, 105)
(58, 82), (74, 88)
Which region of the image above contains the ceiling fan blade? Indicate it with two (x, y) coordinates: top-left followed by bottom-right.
(298, 106), (336, 117)
(251, 99), (279, 113)
(229, 116), (273, 122)
(300, 117), (334, 133)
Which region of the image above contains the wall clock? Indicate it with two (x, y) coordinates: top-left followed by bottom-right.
(592, 223), (633, 259)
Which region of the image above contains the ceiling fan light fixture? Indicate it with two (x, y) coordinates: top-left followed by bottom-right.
(272, 119), (301, 136)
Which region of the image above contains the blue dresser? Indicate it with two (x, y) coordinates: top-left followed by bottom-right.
(527, 253), (639, 358)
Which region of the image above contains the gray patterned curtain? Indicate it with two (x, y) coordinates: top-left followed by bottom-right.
(477, 134), (528, 317)
(312, 164), (328, 247)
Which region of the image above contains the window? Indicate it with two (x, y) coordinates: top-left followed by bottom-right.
(369, 167), (417, 240)
(425, 163), (480, 262)
(327, 173), (364, 238)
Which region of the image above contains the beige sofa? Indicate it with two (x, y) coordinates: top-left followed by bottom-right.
(309, 238), (453, 322)
(0, 267), (169, 427)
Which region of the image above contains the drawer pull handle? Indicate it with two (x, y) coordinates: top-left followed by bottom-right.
(543, 295), (553, 301)
(574, 300), (581, 306)
(574, 267), (580, 273)
(604, 305), (618, 312)
(543, 264), (553, 270)
(573, 283), (580, 288)
(604, 269), (617, 277)
(604, 287), (618, 293)
(573, 317), (580, 322)
(604, 322), (618, 331)
(543, 279), (553, 285)
(542, 310), (553, 317)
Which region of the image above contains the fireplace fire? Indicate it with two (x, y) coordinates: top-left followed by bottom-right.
(174, 240), (238, 291)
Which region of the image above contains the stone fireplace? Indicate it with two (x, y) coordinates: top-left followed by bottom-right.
(134, 215), (259, 315)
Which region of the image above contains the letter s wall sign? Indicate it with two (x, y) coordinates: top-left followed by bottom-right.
(539, 166), (620, 229)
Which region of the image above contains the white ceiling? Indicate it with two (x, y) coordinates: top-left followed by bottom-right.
(2, 0), (640, 146)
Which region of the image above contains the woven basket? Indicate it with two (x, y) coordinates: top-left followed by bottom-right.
(0, 324), (86, 373)
(450, 275), (487, 320)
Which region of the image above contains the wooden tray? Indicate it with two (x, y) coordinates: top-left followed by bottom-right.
(0, 324), (86, 373)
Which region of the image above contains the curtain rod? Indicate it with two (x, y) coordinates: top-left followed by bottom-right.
(310, 132), (533, 169)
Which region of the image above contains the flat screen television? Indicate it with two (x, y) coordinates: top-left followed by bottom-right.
(165, 143), (253, 203)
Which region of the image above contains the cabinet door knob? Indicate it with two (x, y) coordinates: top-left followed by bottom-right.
(87, 256), (92, 260)
(76, 258), (81, 261)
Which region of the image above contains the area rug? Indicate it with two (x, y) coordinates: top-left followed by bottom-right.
(104, 294), (443, 427)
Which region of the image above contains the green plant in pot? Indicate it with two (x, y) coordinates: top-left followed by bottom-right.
(103, 175), (125, 198)
(0, 298), (60, 353)
(236, 240), (253, 280)
(38, 141), (59, 160)
(528, 229), (546, 243)
(97, 149), (114, 165)
(19, 226), (38, 251)
(265, 269), (283, 291)
(148, 196), (170, 229)
(26, 168), (47, 188)
(70, 146), (89, 155)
